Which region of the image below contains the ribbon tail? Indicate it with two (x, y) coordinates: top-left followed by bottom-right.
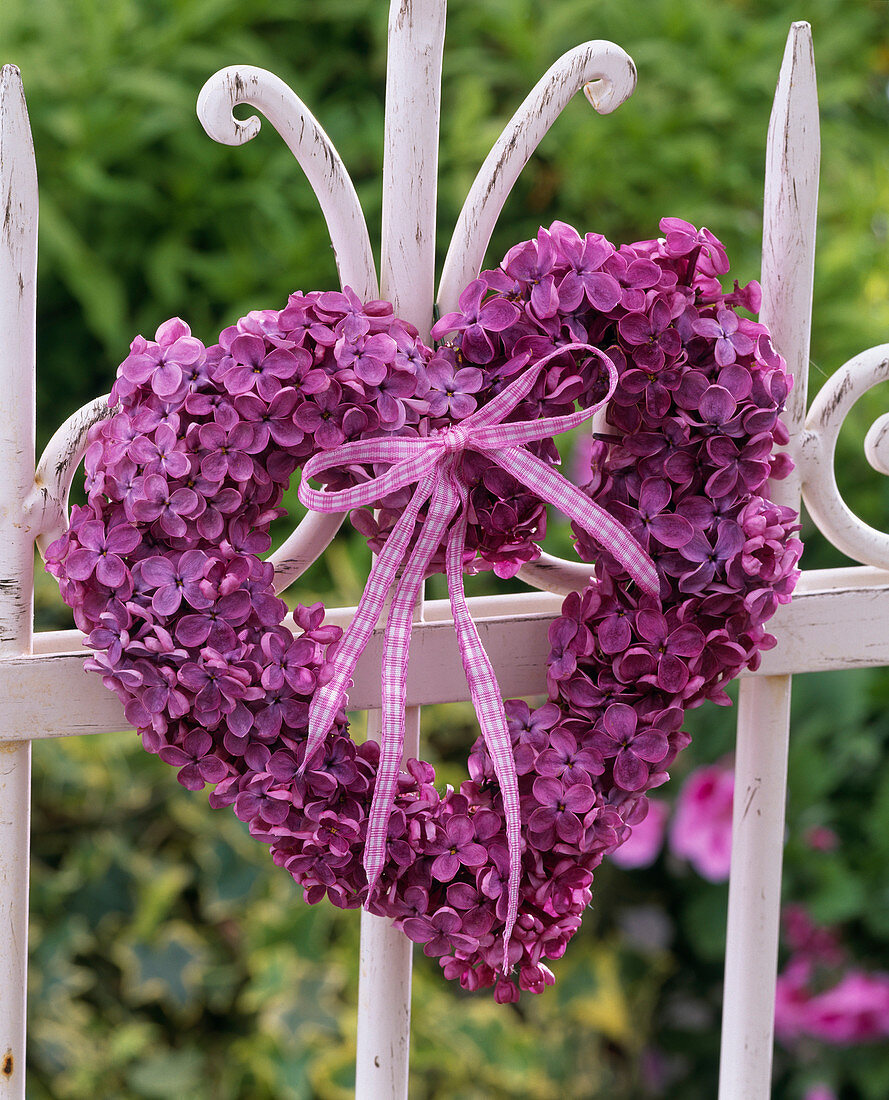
(301, 473), (435, 772)
(445, 496), (522, 975)
(492, 446), (661, 598)
(362, 476), (460, 898)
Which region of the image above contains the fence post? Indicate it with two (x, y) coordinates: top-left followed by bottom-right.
(0, 65), (38, 1100)
(354, 2), (446, 1096)
(718, 22), (819, 1099)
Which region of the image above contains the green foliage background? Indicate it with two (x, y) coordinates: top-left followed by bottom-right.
(4, 0), (889, 1095)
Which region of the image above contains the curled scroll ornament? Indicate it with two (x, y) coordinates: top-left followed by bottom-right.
(798, 343), (889, 569)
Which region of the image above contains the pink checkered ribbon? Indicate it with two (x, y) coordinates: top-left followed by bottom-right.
(297, 342), (659, 971)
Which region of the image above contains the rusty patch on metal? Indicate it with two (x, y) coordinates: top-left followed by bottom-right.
(2, 1050), (13, 1076)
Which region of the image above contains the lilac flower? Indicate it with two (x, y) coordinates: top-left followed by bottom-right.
(141, 666), (190, 721)
(117, 318), (205, 399)
(677, 523), (746, 593)
(253, 685), (309, 739)
(312, 811), (361, 857)
(693, 308), (755, 366)
(220, 335), (310, 400)
(503, 231), (560, 319)
(402, 906), (475, 957)
(704, 433), (771, 498)
(294, 381), (353, 449)
(130, 476), (198, 538)
(335, 330), (398, 385)
(194, 486), (243, 541)
(557, 232), (622, 312)
(590, 704), (669, 791)
(234, 390), (305, 449)
(618, 362), (683, 419)
(87, 610), (131, 665)
(178, 648), (253, 715)
(175, 590), (252, 648)
(260, 630), (317, 694)
(430, 816), (487, 882)
(100, 414), (141, 466)
(234, 774), (293, 826)
(278, 294), (338, 346)
(535, 728), (604, 784)
(528, 776), (596, 844)
(611, 478), (694, 550)
(624, 609), (705, 694)
(660, 217), (730, 274)
(362, 368), (419, 430)
(618, 298), (682, 372)
(197, 422), (256, 482)
(432, 278), (520, 362)
(421, 354), (483, 419)
(158, 730), (228, 790)
(127, 423), (190, 479)
(137, 550), (209, 615)
(63, 520), (140, 586)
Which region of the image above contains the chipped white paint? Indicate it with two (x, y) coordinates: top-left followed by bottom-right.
(4, 10), (889, 1100)
(29, 393), (112, 559)
(719, 22), (819, 1100)
(0, 63), (36, 1100)
(197, 65), (378, 303)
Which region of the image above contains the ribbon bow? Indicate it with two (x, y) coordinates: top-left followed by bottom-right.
(297, 342), (659, 971)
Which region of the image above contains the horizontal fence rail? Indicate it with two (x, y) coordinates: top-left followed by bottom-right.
(0, 566), (886, 742)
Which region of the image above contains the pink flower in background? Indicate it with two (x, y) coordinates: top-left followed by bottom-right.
(774, 955), (816, 1041)
(776, 906), (889, 1048)
(804, 824), (839, 852)
(669, 762), (734, 880)
(782, 904), (844, 966)
(804, 969), (889, 1044)
(777, 962), (889, 1045)
(612, 798), (669, 869)
(803, 1087), (837, 1100)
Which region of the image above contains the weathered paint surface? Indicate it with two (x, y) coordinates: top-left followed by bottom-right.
(719, 23), (818, 1100)
(0, 63), (35, 1100)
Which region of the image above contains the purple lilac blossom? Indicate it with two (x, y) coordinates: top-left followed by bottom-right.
(46, 220), (801, 1003)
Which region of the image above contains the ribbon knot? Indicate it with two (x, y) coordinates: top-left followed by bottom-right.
(439, 423), (470, 457)
(297, 341), (659, 972)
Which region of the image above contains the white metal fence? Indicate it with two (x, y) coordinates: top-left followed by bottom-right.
(1, 5), (884, 1097)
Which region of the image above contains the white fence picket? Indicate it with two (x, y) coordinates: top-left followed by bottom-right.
(355, 3), (447, 1095)
(0, 63), (38, 1100)
(719, 22), (819, 1099)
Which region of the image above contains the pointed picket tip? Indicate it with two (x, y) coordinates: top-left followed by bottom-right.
(761, 21), (819, 447)
(0, 63), (38, 281)
(0, 63), (37, 178)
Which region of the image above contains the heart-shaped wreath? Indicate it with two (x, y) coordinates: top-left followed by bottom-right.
(46, 218), (800, 1002)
